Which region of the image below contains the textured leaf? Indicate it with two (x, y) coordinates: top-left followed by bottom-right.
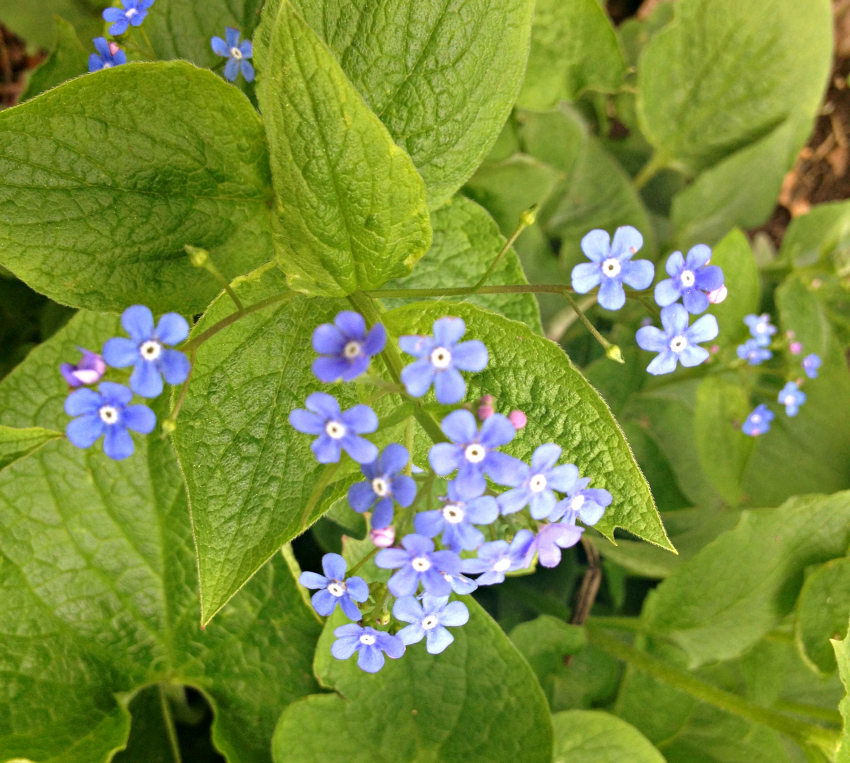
(20, 16), (88, 102)
(637, 0), (833, 173)
(834, 626), (850, 763)
(645, 491), (850, 667)
(383, 301), (672, 549)
(272, 601), (553, 763)
(0, 310), (322, 763)
(552, 710), (665, 763)
(257, 0), (536, 206)
(382, 196), (542, 332)
(0, 61), (274, 313)
(256, 1), (431, 297)
(518, 0), (625, 109)
(796, 558), (850, 675)
(0, 424), (62, 472)
(705, 229), (760, 343)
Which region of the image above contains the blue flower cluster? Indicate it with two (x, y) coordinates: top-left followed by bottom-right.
(61, 305), (191, 460)
(291, 313), (612, 672)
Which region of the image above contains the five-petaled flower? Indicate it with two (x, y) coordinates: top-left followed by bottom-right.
(61, 348), (106, 387)
(103, 305), (191, 398)
(311, 311), (385, 383)
(428, 409), (523, 500)
(461, 530), (534, 586)
(571, 226), (655, 311)
(525, 523), (584, 568)
(802, 354), (821, 379)
(393, 594), (470, 654)
(440, 570), (478, 595)
(289, 392), (378, 464)
(299, 553), (369, 620)
(744, 314), (777, 347)
(399, 317), (488, 404)
(635, 304), (719, 375)
(65, 382), (156, 460)
(654, 245), (724, 314)
(413, 481), (499, 553)
(779, 382), (806, 417)
(496, 443), (578, 520)
(347, 444), (416, 529)
(103, 0), (154, 36)
(330, 623), (405, 673)
(737, 338), (772, 366)
(211, 27), (255, 82)
(375, 534), (462, 597)
(742, 404), (774, 437)
(88, 37), (126, 72)
(549, 477), (612, 526)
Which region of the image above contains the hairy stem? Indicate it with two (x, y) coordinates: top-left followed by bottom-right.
(471, 208), (536, 292)
(561, 290), (623, 362)
(349, 547), (379, 576)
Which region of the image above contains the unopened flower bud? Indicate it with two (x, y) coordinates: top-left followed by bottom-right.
(710, 344), (720, 354)
(786, 330), (795, 339)
(519, 205), (538, 228)
(789, 342), (803, 355)
(161, 418), (178, 435)
(508, 410), (527, 430)
(708, 285), (728, 304)
(185, 244), (209, 268)
(370, 525), (395, 548)
(60, 347), (106, 387)
(108, 42), (121, 56)
(477, 395), (494, 420)
(605, 344), (624, 364)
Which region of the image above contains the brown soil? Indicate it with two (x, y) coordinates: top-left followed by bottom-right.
(0, 24), (44, 109)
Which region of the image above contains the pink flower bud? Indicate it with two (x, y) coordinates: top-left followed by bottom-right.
(478, 395), (495, 420)
(789, 342), (803, 355)
(508, 410), (527, 430)
(60, 347), (107, 387)
(108, 42), (121, 56)
(370, 526), (395, 548)
(786, 330), (795, 339)
(710, 344), (720, 354)
(708, 285), (728, 304)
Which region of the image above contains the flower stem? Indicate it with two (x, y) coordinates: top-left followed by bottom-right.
(471, 207), (537, 292)
(560, 290), (624, 363)
(633, 153), (666, 191)
(299, 461), (341, 531)
(349, 547), (379, 575)
(164, 346), (197, 428)
(157, 684), (183, 763)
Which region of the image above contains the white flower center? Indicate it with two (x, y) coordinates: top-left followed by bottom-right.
(602, 258), (621, 278)
(359, 633), (376, 646)
(98, 405), (119, 424)
(411, 556), (431, 572)
(670, 335), (688, 353)
(140, 340), (162, 361)
(571, 494), (585, 511)
(327, 581), (346, 597)
(343, 340), (362, 359)
(371, 477), (390, 497)
(442, 504), (465, 524)
(421, 615), (439, 630)
(464, 443), (486, 463)
(680, 270), (695, 288)
(493, 558), (511, 572)
(325, 420), (346, 439)
(430, 347), (452, 370)
(103, 62), (112, 69)
(230, 47), (243, 60)
(125, 8), (138, 18)
(529, 474), (547, 493)
(752, 414), (762, 423)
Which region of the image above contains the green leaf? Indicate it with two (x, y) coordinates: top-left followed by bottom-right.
(112, 686), (180, 763)
(552, 710), (665, 763)
(382, 301), (672, 549)
(517, 0), (625, 110)
(705, 228), (760, 343)
(0, 0), (105, 50)
(645, 491), (850, 668)
(620, 420), (690, 511)
(833, 626), (850, 762)
(796, 558), (850, 675)
(20, 16), (89, 102)
(382, 196), (542, 333)
(0, 424), (62, 471)
(778, 200), (850, 268)
(258, 0), (536, 207)
(255, 2), (431, 297)
(637, 0), (833, 174)
(272, 601), (553, 763)
(0, 61), (274, 313)
(0, 310), (322, 763)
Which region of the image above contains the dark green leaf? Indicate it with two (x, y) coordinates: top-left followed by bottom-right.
(20, 16), (89, 102)
(552, 710), (665, 763)
(112, 686), (180, 763)
(796, 558), (850, 675)
(0, 424), (62, 472)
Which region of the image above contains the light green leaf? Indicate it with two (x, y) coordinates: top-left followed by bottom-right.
(705, 228), (760, 343)
(0, 0), (105, 50)
(645, 491), (850, 667)
(834, 626), (850, 762)
(255, 2), (431, 297)
(0, 61), (274, 313)
(637, 0), (833, 173)
(272, 601), (553, 762)
(796, 558), (850, 675)
(778, 200), (850, 268)
(382, 196), (542, 333)
(552, 710), (665, 763)
(20, 16), (89, 102)
(0, 424), (62, 471)
(517, 0), (625, 109)
(0, 310), (322, 763)
(382, 301), (672, 549)
(257, 0), (536, 207)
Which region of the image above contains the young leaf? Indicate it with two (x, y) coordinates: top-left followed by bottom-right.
(552, 710), (665, 763)
(704, 229), (760, 343)
(256, 1), (431, 297)
(0, 62), (274, 313)
(272, 601), (553, 762)
(796, 558), (850, 675)
(0, 310), (322, 763)
(0, 424), (63, 471)
(20, 16), (89, 102)
(382, 301), (672, 550)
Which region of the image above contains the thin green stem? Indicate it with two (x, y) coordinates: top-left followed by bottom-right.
(471, 209), (535, 292)
(633, 153), (666, 191)
(299, 461), (341, 531)
(404, 417), (414, 476)
(349, 547), (379, 576)
(158, 684), (183, 763)
(366, 283), (578, 299)
(635, 293), (661, 320)
(561, 290), (623, 362)
(360, 375), (407, 395)
(165, 346), (197, 427)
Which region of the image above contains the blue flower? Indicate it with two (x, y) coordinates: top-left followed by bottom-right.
(211, 27), (254, 82)
(496, 443), (579, 520)
(347, 444), (416, 529)
(744, 314), (777, 347)
(299, 553), (369, 620)
(571, 226), (655, 311)
(778, 382), (806, 416)
(103, 0), (154, 36)
(803, 354), (821, 379)
(330, 623), (405, 673)
(742, 404), (774, 437)
(393, 594), (470, 655)
(88, 37), (126, 72)
(635, 304), (718, 375)
(548, 478), (612, 526)
(413, 481), (499, 553)
(65, 382), (155, 460)
(654, 245), (724, 314)
(61, 347), (106, 387)
(440, 570), (478, 595)
(399, 317), (488, 404)
(737, 338), (772, 366)
(311, 311), (386, 383)
(525, 523), (584, 568)
(428, 410), (523, 500)
(375, 534), (462, 597)
(461, 530), (534, 586)
(103, 305), (190, 398)
(289, 392), (378, 464)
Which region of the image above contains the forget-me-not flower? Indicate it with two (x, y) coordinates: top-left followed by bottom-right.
(211, 27), (254, 82)
(61, 348), (106, 387)
(802, 354), (821, 379)
(289, 392), (378, 463)
(525, 523), (584, 568)
(548, 477), (612, 526)
(347, 444), (416, 529)
(399, 317), (488, 404)
(413, 481), (499, 553)
(744, 314), (777, 347)
(654, 245), (724, 314)
(103, 0), (154, 36)
(779, 382), (806, 416)
(330, 623), (404, 673)
(375, 534), (462, 597)
(88, 37), (126, 72)
(635, 304), (718, 375)
(571, 226), (655, 311)
(298, 553), (368, 620)
(311, 311), (385, 383)
(496, 443), (579, 519)
(461, 530), (534, 586)
(393, 595), (470, 655)
(103, 305), (190, 398)
(65, 382), (155, 460)
(440, 570), (478, 595)
(737, 338), (773, 366)
(742, 404), (774, 437)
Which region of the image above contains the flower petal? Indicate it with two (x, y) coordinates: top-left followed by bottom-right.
(531, 443), (561, 473)
(347, 576), (369, 602)
(682, 288), (709, 315)
(497, 487), (531, 515)
(571, 262), (602, 293)
(695, 264), (723, 292)
(479, 413), (515, 448)
(466, 495), (499, 525)
(330, 635), (360, 661)
(66, 414), (105, 448)
(102, 337), (139, 367)
(130, 360), (163, 398)
(453, 462), (486, 499)
(312, 323), (346, 355)
(121, 305), (154, 342)
(610, 226), (643, 259)
(312, 356), (350, 383)
(580, 229), (611, 262)
(399, 335), (433, 358)
(375, 548), (411, 570)
(646, 350), (678, 376)
(484, 452), (525, 486)
(311, 589), (337, 616)
(440, 409), (478, 444)
(305, 392), (341, 419)
(686, 314), (719, 344)
(635, 326), (668, 353)
(597, 277), (626, 311)
(653, 279), (682, 308)
(401, 358), (436, 397)
(363, 323), (387, 356)
(546, 463), (579, 493)
(686, 244), (712, 269)
(413, 510), (444, 537)
(679, 345), (709, 368)
(65, 388), (102, 416)
(321, 553), (347, 580)
(390, 475), (416, 507)
(529, 490), (557, 520)
(339, 595), (362, 621)
(340, 404), (378, 434)
(155, 313), (189, 345)
(334, 311), (366, 340)
(211, 36), (229, 57)
(99, 382), (133, 407)
(298, 571), (328, 590)
(619, 259), (655, 290)
(370, 499), (394, 529)
(103, 424), (134, 460)
(665, 251), (685, 277)
(433, 317), (466, 347)
(428, 443), (463, 475)
(387, 565), (420, 596)
(122, 405), (156, 434)
(425, 625), (454, 654)
(311, 435), (341, 463)
(289, 409), (324, 435)
(392, 595), (424, 623)
(451, 340), (488, 372)
(224, 26), (241, 48)
(660, 303), (689, 336)
(340, 434), (378, 464)
(158, 350), (190, 385)
(434, 367), (466, 404)
(396, 623), (426, 645)
(223, 57), (240, 81)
